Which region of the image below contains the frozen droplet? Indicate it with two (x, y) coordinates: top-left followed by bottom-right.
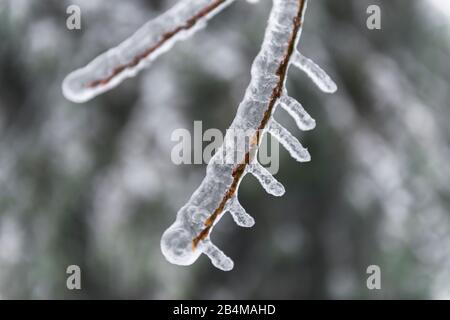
(160, 225), (201, 266)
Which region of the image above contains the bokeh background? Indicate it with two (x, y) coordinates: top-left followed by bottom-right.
(1, 0), (450, 299)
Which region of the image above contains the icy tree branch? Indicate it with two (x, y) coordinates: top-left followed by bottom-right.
(161, 0), (337, 271)
(62, 0), (235, 103)
(62, 0), (338, 271)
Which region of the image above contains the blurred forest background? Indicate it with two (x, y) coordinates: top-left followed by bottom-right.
(1, 0), (450, 299)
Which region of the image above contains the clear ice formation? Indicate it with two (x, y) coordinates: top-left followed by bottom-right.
(277, 95), (316, 131)
(227, 196), (255, 228)
(291, 51), (338, 94)
(248, 163), (285, 197)
(62, 0), (337, 271)
(161, 0), (337, 271)
(62, 0), (236, 103)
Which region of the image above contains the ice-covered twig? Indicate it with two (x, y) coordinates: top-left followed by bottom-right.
(62, 0), (338, 271)
(62, 0), (235, 103)
(162, 0), (337, 271)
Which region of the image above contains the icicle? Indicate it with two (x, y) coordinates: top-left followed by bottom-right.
(291, 50), (337, 93)
(268, 119), (311, 162)
(203, 240), (234, 271)
(227, 196), (255, 227)
(277, 95), (316, 131)
(248, 162), (285, 196)
(160, 224), (202, 266)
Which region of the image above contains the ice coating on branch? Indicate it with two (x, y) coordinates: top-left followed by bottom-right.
(62, 0), (235, 103)
(160, 222), (202, 266)
(291, 51), (337, 93)
(248, 163), (285, 196)
(161, 0), (312, 271)
(268, 119), (311, 162)
(227, 196), (255, 227)
(278, 95), (316, 131)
